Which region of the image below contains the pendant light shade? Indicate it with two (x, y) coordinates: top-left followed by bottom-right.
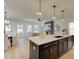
(36, 0), (42, 16)
(61, 10), (64, 21)
(37, 0), (42, 22)
(36, 12), (42, 16)
(52, 5), (56, 19)
(52, 16), (56, 19)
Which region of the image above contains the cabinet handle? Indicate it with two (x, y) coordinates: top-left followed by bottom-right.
(33, 46), (36, 51)
(59, 41), (63, 43)
(44, 45), (48, 48)
(54, 42), (58, 45)
(59, 41), (62, 43)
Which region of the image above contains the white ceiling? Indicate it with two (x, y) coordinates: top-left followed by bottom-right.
(5, 0), (74, 21)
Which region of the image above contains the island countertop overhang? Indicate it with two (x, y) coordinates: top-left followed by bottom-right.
(29, 35), (74, 45)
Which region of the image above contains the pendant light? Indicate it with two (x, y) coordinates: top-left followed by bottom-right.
(37, 0), (42, 21)
(61, 10), (64, 21)
(4, 11), (10, 24)
(36, 0), (42, 16)
(52, 5), (56, 20)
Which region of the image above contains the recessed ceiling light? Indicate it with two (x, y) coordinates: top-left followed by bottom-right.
(4, 20), (7, 24)
(4, 20), (10, 24)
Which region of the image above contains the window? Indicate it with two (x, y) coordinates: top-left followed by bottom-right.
(34, 25), (38, 33)
(26, 25), (32, 36)
(17, 24), (23, 34)
(5, 24), (12, 36)
(27, 25), (32, 33)
(69, 22), (74, 35)
(5, 24), (11, 32)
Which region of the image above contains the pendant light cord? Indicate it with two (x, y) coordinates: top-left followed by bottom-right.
(54, 7), (55, 17)
(53, 5), (56, 18)
(62, 10), (64, 19)
(39, 0), (41, 12)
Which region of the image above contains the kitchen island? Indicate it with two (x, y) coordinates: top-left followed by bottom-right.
(29, 35), (74, 59)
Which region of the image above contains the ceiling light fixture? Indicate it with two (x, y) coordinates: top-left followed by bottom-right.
(52, 5), (56, 20)
(4, 20), (10, 24)
(36, 0), (42, 16)
(37, 0), (43, 22)
(36, 12), (42, 16)
(61, 10), (64, 21)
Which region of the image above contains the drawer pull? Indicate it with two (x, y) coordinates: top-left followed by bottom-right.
(54, 42), (58, 45)
(33, 46), (36, 51)
(44, 46), (48, 48)
(59, 41), (63, 43)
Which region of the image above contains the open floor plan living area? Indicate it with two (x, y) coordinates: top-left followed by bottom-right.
(4, 0), (74, 59)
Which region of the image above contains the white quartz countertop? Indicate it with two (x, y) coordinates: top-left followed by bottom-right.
(28, 35), (73, 45)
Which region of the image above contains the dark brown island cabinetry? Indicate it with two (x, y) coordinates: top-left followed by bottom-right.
(50, 42), (59, 59)
(63, 37), (68, 53)
(40, 41), (59, 59)
(39, 41), (59, 59)
(30, 35), (74, 59)
(40, 48), (50, 59)
(59, 39), (64, 57)
(68, 36), (74, 50)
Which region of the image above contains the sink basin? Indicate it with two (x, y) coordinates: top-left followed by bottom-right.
(54, 36), (63, 38)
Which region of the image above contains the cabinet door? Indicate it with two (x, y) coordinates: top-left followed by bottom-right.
(63, 38), (68, 53)
(68, 36), (74, 50)
(30, 41), (39, 59)
(40, 48), (50, 59)
(50, 44), (59, 59)
(59, 40), (64, 57)
(71, 36), (74, 46)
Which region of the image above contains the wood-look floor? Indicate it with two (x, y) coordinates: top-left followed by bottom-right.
(4, 39), (74, 59)
(59, 48), (74, 59)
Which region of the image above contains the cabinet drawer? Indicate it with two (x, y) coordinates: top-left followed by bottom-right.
(59, 39), (64, 43)
(68, 36), (74, 50)
(50, 41), (58, 46)
(39, 41), (58, 50)
(39, 43), (50, 50)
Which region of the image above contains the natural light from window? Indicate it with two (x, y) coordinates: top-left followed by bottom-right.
(69, 22), (74, 35)
(17, 24), (23, 34)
